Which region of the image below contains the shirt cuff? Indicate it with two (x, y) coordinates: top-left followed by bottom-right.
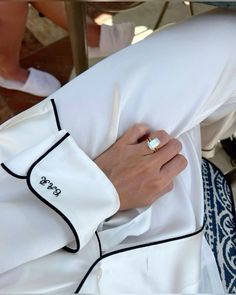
(2, 130), (120, 252)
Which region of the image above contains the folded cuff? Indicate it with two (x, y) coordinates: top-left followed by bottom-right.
(2, 130), (120, 253)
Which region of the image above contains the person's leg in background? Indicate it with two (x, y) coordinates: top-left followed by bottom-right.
(31, 1), (135, 58)
(0, 1), (134, 96)
(0, 1), (61, 96)
(31, 1), (101, 48)
(0, 1), (100, 83)
(0, 2), (29, 83)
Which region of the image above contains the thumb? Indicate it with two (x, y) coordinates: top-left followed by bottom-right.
(119, 123), (150, 145)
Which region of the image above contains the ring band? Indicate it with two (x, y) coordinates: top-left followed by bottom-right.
(146, 137), (160, 153)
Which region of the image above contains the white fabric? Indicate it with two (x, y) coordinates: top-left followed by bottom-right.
(80, 230), (203, 293)
(0, 8), (236, 293)
(200, 237), (225, 293)
(88, 23), (135, 58)
(201, 110), (236, 151)
(0, 100), (58, 161)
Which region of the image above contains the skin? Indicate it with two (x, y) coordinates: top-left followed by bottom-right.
(0, 2), (29, 83)
(0, 1), (101, 83)
(31, 2), (101, 47)
(95, 124), (188, 211)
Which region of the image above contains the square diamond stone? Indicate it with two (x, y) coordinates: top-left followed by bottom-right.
(148, 138), (160, 150)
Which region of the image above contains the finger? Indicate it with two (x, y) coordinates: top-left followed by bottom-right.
(118, 123), (150, 145)
(160, 154), (188, 180)
(150, 138), (183, 167)
(137, 130), (171, 156)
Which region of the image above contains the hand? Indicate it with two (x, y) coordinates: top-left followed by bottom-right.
(95, 124), (187, 211)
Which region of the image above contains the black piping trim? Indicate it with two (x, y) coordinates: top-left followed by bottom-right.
(1, 163), (26, 179)
(51, 99), (61, 131)
(75, 225), (204, 293)
(203, 158), (236, 222)
(26, 132), (80, 253)
(95, 231), (102, 257)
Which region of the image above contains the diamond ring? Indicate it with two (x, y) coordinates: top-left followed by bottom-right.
(146, 137), (160, 153)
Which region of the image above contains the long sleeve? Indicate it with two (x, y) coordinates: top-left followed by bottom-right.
(0, 99), (119, 274)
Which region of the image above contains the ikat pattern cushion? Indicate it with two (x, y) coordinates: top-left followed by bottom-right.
(202, 158), (236, 293)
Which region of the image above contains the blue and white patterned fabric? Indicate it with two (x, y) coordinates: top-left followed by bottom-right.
(202, 158), (236, 293)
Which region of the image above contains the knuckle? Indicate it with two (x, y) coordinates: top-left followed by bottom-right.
(171, 138), (182, 151)
(133, 123), (148, 134)
(158, 130), (171, 141)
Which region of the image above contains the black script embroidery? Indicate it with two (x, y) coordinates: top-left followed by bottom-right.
(53, 188), (61, 197)
(39, 176), (50, 185)
(39, 176), (61, 197)
(47, 182), (54, 190)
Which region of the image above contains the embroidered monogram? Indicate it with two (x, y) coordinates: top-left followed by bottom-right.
(39, 176), (61, 197)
